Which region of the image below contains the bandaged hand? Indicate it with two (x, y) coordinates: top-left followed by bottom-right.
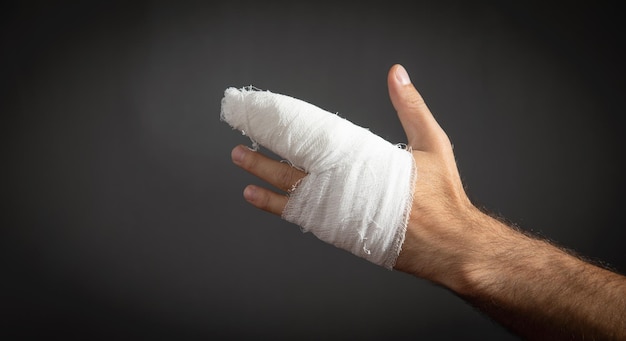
(224, 65), (474, 278)
(223, 66), (626, 340)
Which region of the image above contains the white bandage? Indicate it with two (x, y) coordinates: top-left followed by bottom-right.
(221, 87), (416, 269)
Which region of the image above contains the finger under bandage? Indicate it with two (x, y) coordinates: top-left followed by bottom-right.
(221, 87), (416, 269)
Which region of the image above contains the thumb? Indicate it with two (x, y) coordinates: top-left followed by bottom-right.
(387, 64), (448, 153)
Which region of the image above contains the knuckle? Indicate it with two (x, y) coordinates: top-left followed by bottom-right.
(277, 166), (297, 190)
(258, 191), (271, 210)
(405, 93), (426, 110)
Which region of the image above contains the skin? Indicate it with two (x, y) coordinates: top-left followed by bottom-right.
(230, 64), (626, 340)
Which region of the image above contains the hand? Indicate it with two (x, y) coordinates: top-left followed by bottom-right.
(230, 64), (476, 286)
(230, 65), (626, 339)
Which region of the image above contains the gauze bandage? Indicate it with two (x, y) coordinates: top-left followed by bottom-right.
(221, 87), (416, 269)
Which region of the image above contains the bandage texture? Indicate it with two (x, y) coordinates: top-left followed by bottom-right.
(221, 87), (416, 269)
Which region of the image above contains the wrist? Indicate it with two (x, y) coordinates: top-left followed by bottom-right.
(454, 213), (538, 296)
(396, 201), (537, 296)
(395, 200), (488, 291)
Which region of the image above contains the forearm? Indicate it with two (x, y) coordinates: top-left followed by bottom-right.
(401, 209), (626, 340)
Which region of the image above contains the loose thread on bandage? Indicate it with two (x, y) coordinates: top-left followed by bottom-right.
(287, 178), (303, 195)
(240, 130), (260, 151)
(280, 159), (305, 172)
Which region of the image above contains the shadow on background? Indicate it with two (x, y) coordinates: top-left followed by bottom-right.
(2, 1), (624, 339)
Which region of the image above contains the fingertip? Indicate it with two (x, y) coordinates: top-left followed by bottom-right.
(388, 64), (412, 89)
(387, 65), (421, 114)
(243, 185), (257, 203)
(231, 145), (246, 165)
(393, 64), (412, 86)
(243, 185), (288, 216)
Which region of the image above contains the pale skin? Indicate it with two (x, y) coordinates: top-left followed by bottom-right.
(230, 64), (626, 340)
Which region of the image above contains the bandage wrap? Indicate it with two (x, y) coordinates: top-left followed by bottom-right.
(221, 87), (416, 269)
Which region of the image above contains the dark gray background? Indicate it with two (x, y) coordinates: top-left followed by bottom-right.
(2, 1), (624, 339)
